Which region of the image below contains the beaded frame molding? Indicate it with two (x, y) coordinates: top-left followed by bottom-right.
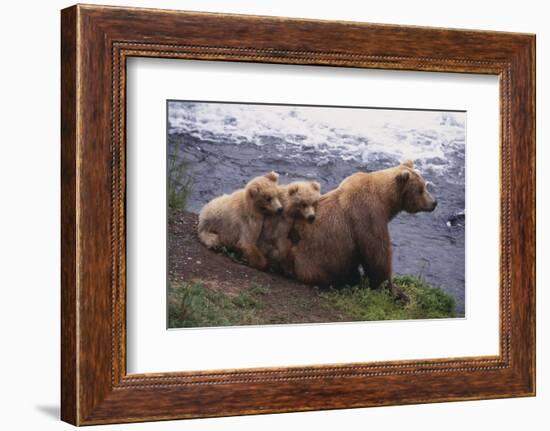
(61, 4), (535, 425)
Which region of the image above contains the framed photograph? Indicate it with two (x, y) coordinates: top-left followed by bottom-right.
(61, 4), (535, 425)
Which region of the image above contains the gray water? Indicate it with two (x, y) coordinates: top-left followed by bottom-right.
(168, 101), (466, 315)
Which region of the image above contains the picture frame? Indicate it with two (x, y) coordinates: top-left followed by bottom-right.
(60, 4), (535, 425)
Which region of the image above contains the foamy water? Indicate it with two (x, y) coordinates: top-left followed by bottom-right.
(168, 101), (465, 179)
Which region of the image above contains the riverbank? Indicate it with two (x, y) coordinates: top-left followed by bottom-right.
(167, 210), (456, 328)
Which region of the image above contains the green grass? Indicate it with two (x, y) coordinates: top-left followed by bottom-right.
(167, 140), (193, 210)
(168, 281), (270, 328)
(217, 246), (246, 264)
(168, 276), (456, 329)
(319, 275), (456, 321)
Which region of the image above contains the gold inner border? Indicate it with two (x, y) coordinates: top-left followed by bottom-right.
(110, 41), (512, 388)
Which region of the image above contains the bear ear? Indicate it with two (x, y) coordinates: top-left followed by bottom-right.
(397, 170), (410, 185)
(310, 181), (321, 192)
(248, 185), (260, 198)
(265, 171), (279, 182)
(288, 184), (299, 196)
(402, 159), (414, 168)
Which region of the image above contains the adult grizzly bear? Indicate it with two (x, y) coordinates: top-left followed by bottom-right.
(288, 160), (437, 302)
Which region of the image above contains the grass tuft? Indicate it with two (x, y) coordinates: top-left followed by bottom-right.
(217, 246), (246, 264)
(167, 281), (269, 328)
(319, 275), (456, 321)
(167, 140), (193, 210)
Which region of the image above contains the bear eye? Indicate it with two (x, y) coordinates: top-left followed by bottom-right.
(266, 197), (272, 202)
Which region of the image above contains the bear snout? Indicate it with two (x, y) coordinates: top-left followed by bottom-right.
(429, 199), (438, 211)
(270, 198), (283, 213)
(307, 214), (316, 223)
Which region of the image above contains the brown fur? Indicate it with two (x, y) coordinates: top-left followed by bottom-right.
(198, 171), (283, 269)
(258, 181), (321, 269)
(288, 160), (437, 301)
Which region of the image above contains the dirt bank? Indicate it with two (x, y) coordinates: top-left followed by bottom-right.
(168, 209), (348, 324)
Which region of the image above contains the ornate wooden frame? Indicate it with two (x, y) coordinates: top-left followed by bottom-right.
(61, 4), (536, 425)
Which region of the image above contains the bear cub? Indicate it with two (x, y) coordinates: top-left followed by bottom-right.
(198, 171), (283, 269)
(259, 180), (321, 272)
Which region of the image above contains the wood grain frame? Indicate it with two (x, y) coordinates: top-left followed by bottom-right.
(61, 4), (535, 426)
